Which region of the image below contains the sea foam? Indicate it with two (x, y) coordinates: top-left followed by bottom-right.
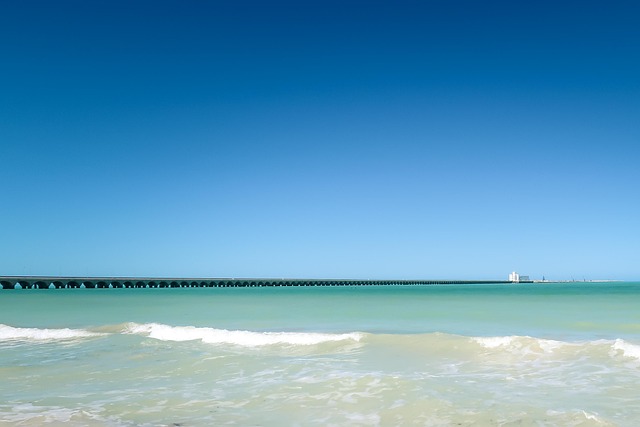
(123, 322), (363, 347)
(473, 335), (640, 362)
(472, 335), (564, 353)
(0, 324), (104, 342)
(611, 339), (640, 360)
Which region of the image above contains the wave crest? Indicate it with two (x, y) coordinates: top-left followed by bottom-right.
(0, 324), (104, 342)
(472, 335), (564, 353)
(611, 339), (640, 360)
(472, 335), (640, 361)
(123, 323), (364, 347)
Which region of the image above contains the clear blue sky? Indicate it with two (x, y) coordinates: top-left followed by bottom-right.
(1, 1), (638, 280)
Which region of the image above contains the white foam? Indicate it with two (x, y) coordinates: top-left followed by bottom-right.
(472, 335), (565, 353)
(472, 336), (514, 348)
(0, 324), (104, 342)
(123, 323), (363, 347)
(473, 335), (640, 362)
(581, 410), (605, 422)
(611, 339), (640, 360)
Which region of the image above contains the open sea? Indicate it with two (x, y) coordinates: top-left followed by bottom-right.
(1, 282), (639, 426)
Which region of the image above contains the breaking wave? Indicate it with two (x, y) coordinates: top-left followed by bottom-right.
(1, 322), (638, 362)
(122, 322), (365, 347)
(0, 324), (105, 342)
(611, 338), (640, 360)
(472, 335), (567, 353)
(472, 334), (640, 361)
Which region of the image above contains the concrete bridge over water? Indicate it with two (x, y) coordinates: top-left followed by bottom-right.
(0, 276), (508, 289)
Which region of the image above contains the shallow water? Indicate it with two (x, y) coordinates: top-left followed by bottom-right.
(1, 283), (639, 426)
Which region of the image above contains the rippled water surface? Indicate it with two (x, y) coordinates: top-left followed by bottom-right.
(1, 283), (639, 426)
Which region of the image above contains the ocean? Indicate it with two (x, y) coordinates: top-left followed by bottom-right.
(1, 282), (639, 426)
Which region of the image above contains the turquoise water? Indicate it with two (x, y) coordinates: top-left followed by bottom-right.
(1, 283), (639, 426)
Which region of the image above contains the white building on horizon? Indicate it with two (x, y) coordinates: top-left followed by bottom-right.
(509, 272), (531, 282)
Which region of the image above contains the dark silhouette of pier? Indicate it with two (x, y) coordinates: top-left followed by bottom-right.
(0, 276), (508, 289)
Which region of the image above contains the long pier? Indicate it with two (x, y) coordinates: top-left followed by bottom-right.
(0, 276), (508, 289)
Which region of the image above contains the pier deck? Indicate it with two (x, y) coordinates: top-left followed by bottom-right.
(0, 276), (508, 289)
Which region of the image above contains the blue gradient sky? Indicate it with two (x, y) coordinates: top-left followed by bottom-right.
(1, 1), (638, 280)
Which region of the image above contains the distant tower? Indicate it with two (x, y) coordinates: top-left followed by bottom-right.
(509, 271), (520, 283)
